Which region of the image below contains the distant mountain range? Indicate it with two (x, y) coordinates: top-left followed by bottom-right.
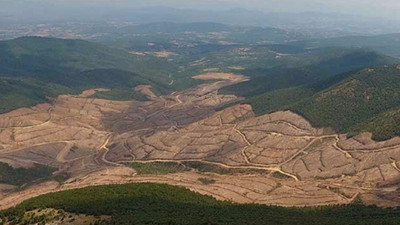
(1, 4), (400, 37)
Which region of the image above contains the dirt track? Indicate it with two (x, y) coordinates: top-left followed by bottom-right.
(0, 73), (400, 209)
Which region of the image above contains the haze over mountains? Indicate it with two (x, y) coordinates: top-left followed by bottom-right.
(0, 1), (400, 224)
(2, 0), (400, 36)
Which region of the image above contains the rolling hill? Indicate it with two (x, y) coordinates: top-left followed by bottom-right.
(0, 37), (181, 113)
(2, 183), (400, 225)
(247, 65), (400, 140)
(0, 36), (179, 84)
(220, 48), (398, 97)
(0, 36), (399, 141)
(295, 33), (400, 58)
(97, 22), (308, 56)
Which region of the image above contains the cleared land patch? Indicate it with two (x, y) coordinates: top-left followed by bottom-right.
(0, 73), (399, 209)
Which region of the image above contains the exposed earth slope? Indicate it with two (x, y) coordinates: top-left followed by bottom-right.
(0, 73), (399, 210)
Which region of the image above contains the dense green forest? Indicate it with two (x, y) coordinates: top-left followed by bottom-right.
(0, 37), (188, 113)
(245, 65), (400, 140)
(294, 33), (400, 58)
(1, 183), (400, 225)
(0, 36), (175, 81)
(349, 108), (400, 140)
(0, 77), (71, 113)
(349, 108), (400, 141)
(0, 162), (56, 186)
(292, 66), (400, 139)
(220, 49), (398, 97)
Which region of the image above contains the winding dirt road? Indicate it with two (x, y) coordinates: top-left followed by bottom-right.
(1, 72), (400, 209)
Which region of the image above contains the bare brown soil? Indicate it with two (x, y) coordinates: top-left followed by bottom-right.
(154, 51), (178, 58)
(192, 72), (249, 82)
(78, 88), (110, 98)
(134, 85), (157, 98)
(129, 51), (146, 56)
(1, 208), (109, 225)
(0, 72), (399, 209)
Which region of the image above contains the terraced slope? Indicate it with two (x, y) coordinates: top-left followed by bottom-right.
(0, 73), (399, 210)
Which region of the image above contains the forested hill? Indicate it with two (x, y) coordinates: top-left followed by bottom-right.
(294, 33), (400, 58)
(220, 48), (398, 97)
(248, 65), (400, 140)
(1, 37), (399, 141)
(1, 183), (400, 225)
(294, 65), (400, 140)
(0, 37), (179, 113)
(0, 36), (178, 85)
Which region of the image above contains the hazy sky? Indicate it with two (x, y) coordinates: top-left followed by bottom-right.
(2, 0), (400, 20)
(44, 0), (400, 19)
